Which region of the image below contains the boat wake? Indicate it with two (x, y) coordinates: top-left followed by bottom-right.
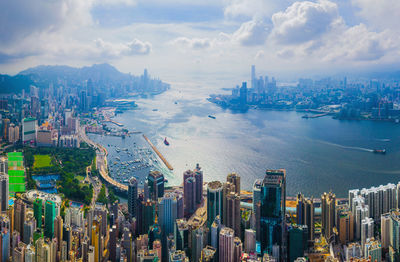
(316, 140), (373, 152)
(375, 138), (391, 142)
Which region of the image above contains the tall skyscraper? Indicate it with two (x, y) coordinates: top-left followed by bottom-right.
(253, 179), (262, 212)
(14, 199), (26, 237)
(158, 192), (178, 237)
(361, 217), (374, 250)
(174, 218), (189, 253)
(148, 171), (164, 201)
(381, 213), (391, 249)
(0, 173), (8, 212)
(194, 164), (203, 205)
(207, 181), (223, 228)
(244, 229), (256, 253)
(337, 209), (354, 244)
(201, 246), (217, 262)
(321, 192), (336, 240)
(44, 200), (56, 239)
(226, 192), (241, 237)
(33, 198), (42, 228)
(128, 177), (138, 218)
(227, 173), (240, 195)
(239, 82), (247, 106)
(141, 199), (155, 235)
(259, 169), (286, 256)
(219, 227), (234, 262)
(233, 237), (242, 262)
(251, 65), (256, 89)
(184, 173), (196, 217)
(296, 193), (314, 242)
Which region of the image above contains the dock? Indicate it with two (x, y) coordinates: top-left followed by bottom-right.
(143, 134), (174, 170)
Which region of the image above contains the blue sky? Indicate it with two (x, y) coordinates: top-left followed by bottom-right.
(0, 0), (399, 84)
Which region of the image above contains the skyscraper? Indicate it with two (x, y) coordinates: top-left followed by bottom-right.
(259, 169), (286, 256)
(158, 192), (178, 237)
(44, 200), (56, 239)
(128, 177), (138, 218)
(0, 173), (8, 212)
(296, 193), (314, 242)
(33, 198), (42, 228)
(184, 174), (196, 217)
(251, 65), (256, 90)
(321, 192), (336, 241)
(14, 199), (26, 238)
(207, 181), (223, 228)
(239, 82), (247, 106)
(219, 227), (234, 262)
(194, 164), (203, 205)
(288, 225), (308, 262)
(361, 217), (374, 250)
(233, 237), (243, 262)
(227, 173), (240, 195)
(226, 192), (241, 237)
(148, 171), (164, 201)
(253, 179), (262, 212)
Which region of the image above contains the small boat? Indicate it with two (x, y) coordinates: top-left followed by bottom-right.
(164, 137), (170, 146)
(152, 109), (158, 111)
(373, 149), (386, 154)
(208, 115), (216, 119)
(302, 115), (309, 119)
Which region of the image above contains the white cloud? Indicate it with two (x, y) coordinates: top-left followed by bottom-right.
(351, 0), (400, 31)
(270, 0), (342, 44)
(323, 24), (397, 62)
(232, 20), (269, 46)
(172, 37), (212, 49)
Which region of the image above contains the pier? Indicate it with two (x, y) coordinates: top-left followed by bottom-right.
(143, 134), (174, 170)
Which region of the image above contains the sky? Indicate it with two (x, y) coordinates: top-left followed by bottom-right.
(0, 0), (399, 84)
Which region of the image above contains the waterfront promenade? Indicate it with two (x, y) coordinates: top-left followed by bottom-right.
(79, 126), (128, 192)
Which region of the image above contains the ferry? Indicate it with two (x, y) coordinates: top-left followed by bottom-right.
(208, 115), (216, 119)
(373, 149), (386, 154)
(164, 137), (170, 146)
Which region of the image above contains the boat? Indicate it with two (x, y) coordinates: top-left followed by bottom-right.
(152, 109), (158, 111)
(164, 137), (170, 146)
(302, 115), (309, 119)
(208, 115), (216, 119)
(373, 149), (386, 154)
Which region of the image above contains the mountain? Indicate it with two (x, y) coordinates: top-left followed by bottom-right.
(18, 63), (131, 85)
(0, 74), (35, 94)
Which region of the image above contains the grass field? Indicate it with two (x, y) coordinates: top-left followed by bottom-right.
(33, 155), (53, 168)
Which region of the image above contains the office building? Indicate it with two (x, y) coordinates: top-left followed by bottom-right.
(227, 173), (240, 194)
(194, 164), (203, 205)
(219, 227), (234, 262)
(253, 179), (262, 212)
(260, 169), (286, 255)
(159, 192), (178, 237)
(288, 224), (308, 262)
(207, 181), (223, 228)
(184, 174), (196, 217)
(44, 200), (56, 238)
(174, 219), (189, 253)
(201, 246), (217, 262)
(0, 173), (8, 212)
(148, 171), (164, 201)
(14, 199), (26, 237)
(337, 209), (354, 244)
(22, 118), (37, 143)
(226, 192), (241, 237)
(244, 229), (256, 253)
(128, 177), (138, 218)
(233, 237), (242, 262)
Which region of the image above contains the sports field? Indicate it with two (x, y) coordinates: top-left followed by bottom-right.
(33, 155), (53, 168)
(7, 152), (26, 194)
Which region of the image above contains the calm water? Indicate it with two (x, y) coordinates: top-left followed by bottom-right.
(90, 85), (400, 198)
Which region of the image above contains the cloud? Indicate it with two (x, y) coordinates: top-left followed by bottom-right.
(323, 24), (397, 62)
(93, 38), (152, 58)
(270, 0), (342, 44)
(232, 20), (269, 46)
(171, 37), (212, 49)
(351, 0), (400, 31)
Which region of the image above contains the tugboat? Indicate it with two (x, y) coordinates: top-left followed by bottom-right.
(164, 137), (170, 146)
(373, 149), (386, 154)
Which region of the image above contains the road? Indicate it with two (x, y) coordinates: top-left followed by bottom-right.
(79, 126), (128, 192)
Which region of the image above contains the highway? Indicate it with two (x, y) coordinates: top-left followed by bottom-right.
(79, 126), (128, 192)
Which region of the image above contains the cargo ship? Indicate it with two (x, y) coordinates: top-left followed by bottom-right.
(373, 149), (386, 154)
(164, 137), (170, 146)
(208, 115), (216, 119)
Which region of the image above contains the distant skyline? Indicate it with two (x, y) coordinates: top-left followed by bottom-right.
(1, 0), (399, 84)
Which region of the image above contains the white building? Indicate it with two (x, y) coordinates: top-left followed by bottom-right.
(22, 118), (37, 143)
